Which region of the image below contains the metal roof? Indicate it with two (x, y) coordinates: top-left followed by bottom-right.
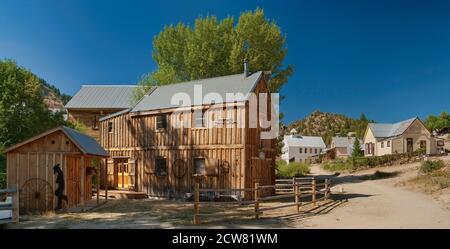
(4, 126), (107, 157)
(368, 117), (418, 138)
(283, 135), (326, 148)
(61, 127), (108, 157)
(131, 72), (263, 112)
(65, 85), (137, 109)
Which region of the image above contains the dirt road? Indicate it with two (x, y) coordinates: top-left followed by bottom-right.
(300, 163), (450, 228)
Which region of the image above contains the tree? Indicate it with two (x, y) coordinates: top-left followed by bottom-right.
(134, 8), (293, 100)
(351, 138), (364, 158)
(425, 112), (450, 132)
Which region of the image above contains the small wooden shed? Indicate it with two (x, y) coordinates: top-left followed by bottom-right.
(4, 126), (107, 213)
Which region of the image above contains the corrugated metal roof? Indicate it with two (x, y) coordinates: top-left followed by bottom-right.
(65, 85), (137, 109)
(5, 126), (107, 157)
(61, 127), (108, 157)
(283, 135), (326, 148)
(131, 72), (263, 112)
(368, 117), (417, 138)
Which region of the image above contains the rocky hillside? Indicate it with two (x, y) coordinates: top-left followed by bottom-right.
(286, 110), (373, 145)
(40, 79), (71, 109)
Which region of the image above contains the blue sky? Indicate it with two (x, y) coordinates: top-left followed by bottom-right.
(1, 0), (449, 124)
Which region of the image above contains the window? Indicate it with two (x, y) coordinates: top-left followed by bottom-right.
(299, 148), (303, 153)
(193, 109), (206, 128)
(381, 142), (384, 148)
(320, 149), (323, 153)
(309, 148), (313, 153)
(387, 141), (391, 147)
(93, 115), (99, 130)
(155, 157), (167, 176)
(315, 148), (318, 154)
(194, 158), (206, 175)
(108, 122), (113, 133)
(156, 114), (167, 130)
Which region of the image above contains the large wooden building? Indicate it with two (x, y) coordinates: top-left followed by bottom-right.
(99, 69), (277, 199)
(4, 126), (107, 213)
(65, 85), (137, 141)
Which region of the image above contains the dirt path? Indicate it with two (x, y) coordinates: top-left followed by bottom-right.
(299, 163), (450, 228)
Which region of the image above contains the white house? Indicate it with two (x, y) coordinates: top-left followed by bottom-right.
(281, 133), (326, 164)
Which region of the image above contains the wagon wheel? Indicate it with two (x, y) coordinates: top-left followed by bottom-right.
(172, 159), (186, 179)
(20, 178), (54, 213)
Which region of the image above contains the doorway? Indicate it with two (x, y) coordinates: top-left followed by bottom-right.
(406, 138), (414, 153)
(114, 158), (131, 190)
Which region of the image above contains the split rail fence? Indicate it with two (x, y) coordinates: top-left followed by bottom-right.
(193, 177), (331, 225)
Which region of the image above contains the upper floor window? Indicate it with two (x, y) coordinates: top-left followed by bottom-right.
(156, 114), (167, 130)
(193, 109), (206, 128)
(299, 148), (303, 153)
(309, 148), (313, 153)
(381, 142), (384, 148)
(93, 115), (99, 130)
(387, 141), (391, 147)
(108, 122), (113, 133)
(315, 148), (318, 154)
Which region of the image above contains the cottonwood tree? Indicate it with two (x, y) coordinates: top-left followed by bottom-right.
(134, 8), (293, 102)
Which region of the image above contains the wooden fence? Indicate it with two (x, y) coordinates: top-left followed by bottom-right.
(0, 185), (20, 225)
(193, 178), (331, 225)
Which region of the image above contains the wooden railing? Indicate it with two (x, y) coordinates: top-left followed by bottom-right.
(193, 178), (331, 225)
(0, 185), (20, 225)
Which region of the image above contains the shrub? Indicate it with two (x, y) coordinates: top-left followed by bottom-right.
(276, 161), (310, 178)
(420, 160), (445, 174)
(322, 159), (354, 172)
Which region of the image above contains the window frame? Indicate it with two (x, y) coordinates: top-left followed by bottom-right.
(193, 157), (206, 176)
(155, 157), (167, 176)
(156, 114), (168, 130)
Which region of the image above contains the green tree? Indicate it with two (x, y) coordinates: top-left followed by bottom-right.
(425, 112), (450, 131)
(134, 8), (293, 100)
(351, 138), (364, 158)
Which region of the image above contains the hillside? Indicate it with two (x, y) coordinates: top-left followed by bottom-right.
(286, 110), (373, 145)
(40, 79), (71, 109)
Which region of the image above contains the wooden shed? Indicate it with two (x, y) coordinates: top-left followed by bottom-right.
(4, 126), (107, 213)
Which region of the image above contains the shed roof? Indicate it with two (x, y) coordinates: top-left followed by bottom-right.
(283, 135), (326, 148)
(368, 117), (418, 138)
(65, 85), (137, 109)
(4, 126), (107, 157)
(131, 72), (263, 112)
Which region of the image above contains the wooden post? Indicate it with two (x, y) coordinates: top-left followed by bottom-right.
(80, 156), (85, 210)
(294, 183), (300, 213)
(193, 178), (200, 225)
(324, 179), (329, 200)
(292, 177), (295, 193)
(13, 184), (19, 223)
(312, 178), (317, 206)
(96, 169), (100, 205)
(104, 158), (108, 201)
(254, 182), (260, 219)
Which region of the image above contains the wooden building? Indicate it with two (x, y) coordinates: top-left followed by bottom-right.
(65, 85), (137, 141)
(99, 68), (277, 199)
(4, 126), (107, 213)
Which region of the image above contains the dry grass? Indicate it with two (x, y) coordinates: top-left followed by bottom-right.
(408, 167), (450, 193)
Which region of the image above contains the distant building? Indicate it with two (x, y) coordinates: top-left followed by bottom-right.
(330, 136), (364, 158)
(281, 134), (326, 164)
(363, 117), (444, 157)
(65, 85), (137, 141)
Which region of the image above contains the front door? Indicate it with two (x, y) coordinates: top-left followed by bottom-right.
(406, 138), (414, 153)
(115, 159), (130, 190)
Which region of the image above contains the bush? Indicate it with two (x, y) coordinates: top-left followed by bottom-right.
(0, 154), (5, 189)
(420, 160), (445, 174)
(322, 159), (355, 172)
(276, 161), (310, 178)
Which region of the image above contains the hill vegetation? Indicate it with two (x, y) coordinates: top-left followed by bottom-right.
(287, 110), (373, 145)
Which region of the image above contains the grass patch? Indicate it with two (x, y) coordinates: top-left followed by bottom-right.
(420, 160), (445, 174)
(409, 167), (450, 193)
(276, 161), (310, 178)
(322, 159), (355, 172)
(360, 171), (399, 180)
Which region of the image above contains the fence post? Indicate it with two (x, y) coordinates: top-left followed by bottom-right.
(193, 179), (200, 225)
(324, 179), (329, 200)
(13, 184), (19, 223)
(312, 178), (317, 206)
(254, 182), (260, 219)
(292, 177), (295, 193)
(295, 183), (300, 213)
